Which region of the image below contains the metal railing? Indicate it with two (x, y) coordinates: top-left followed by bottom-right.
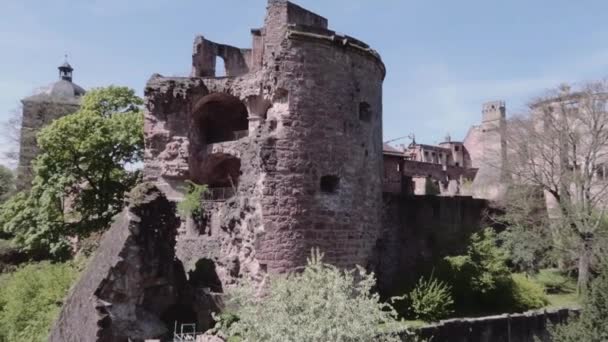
(233, 130), (248, 140)
(202, 187), (236, 201)
(173, 322), (199, 342)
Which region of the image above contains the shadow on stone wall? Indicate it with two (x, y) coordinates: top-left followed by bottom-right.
(376, 194), (489, 297)
(49, 183), (223, 342)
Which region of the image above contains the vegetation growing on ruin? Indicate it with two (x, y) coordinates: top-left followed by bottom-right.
(0, 261), (79, 342)
(178, 180), (210, 219)
(0, 86), (143, 259)
(213, 249), (404, 342)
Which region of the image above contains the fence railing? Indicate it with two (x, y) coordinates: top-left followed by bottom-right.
(233, 130), (248, 140)
(202, 187), (236, 201)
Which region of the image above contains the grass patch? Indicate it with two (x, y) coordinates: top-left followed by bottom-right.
(534, 268), (576, 294)
(546, 293), (580, 309)
(0, 261), (80, 341)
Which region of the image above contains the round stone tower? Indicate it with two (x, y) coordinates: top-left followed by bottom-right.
(144, 0), (385, 282)
(253, 5), (385, 271)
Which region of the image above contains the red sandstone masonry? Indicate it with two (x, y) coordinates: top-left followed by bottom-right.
(144, 0), (385, 285)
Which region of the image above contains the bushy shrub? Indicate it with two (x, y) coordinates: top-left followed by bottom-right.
(0, 239), (13, 257)
(0, 165), (14, 203)
(508, 274), (549, 311)
(215, 249), (402, 342)
(441, 228), (549, 314)
(444, 228), (510, 295)
(0, 239), (25, 273)
(550, 261), (608, 342)
(0, 261), (78, 342)
(442, 228), (511, 314)
(535, 268), (576, 294)
(407, 275), (453, 321)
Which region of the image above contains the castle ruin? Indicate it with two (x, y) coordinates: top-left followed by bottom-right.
(144, 0), (386, 282)
(50, 1), (491, 340)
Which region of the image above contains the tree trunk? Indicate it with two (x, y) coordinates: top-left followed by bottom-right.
(577, 237), (593, 294)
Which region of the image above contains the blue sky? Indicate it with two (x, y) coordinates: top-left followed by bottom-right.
(1, 0), (608, 166)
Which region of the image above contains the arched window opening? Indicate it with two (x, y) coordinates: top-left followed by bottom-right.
(188, 258), (223, 293)
(194, 153), (241, 200)
(194, 93), (248, 145)
(215, 56), (226, 77)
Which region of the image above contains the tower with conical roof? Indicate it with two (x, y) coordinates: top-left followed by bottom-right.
(16, 59), (86, 190)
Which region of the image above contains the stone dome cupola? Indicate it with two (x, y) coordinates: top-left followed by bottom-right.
(23, 57), (86, 102)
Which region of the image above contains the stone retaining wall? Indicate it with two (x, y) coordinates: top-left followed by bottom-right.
(413, 308), (578, 342)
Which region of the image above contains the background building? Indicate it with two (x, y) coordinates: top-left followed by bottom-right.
(17, 61), (85, 190)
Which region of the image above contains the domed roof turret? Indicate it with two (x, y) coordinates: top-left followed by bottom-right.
(23, 58), (85, 103)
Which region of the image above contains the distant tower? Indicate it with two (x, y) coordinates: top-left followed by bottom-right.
(464, 100), (508, 200)
(480, 100), (507, 178)
(17, 59), (86, 190)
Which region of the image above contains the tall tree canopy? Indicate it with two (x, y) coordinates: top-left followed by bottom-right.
(0, 86), (143, 258)
(502, 81), (608, 291)
(0, 166), (15, 203)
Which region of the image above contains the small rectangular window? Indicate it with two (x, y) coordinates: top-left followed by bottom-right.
(320, 175), (340, 193)
(359, 102), (372, 122)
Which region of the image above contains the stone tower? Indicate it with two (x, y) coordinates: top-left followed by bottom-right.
(17, 60), (85, 190)
(144, 0), (385, 284)
(464, 101), (508, 200)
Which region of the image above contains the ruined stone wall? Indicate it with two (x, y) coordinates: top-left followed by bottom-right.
(192, 37), (251, 77)
(376, 194), (487, 296)
(144, 0), (385, 288)
(50, 184), (185, 342)
(401, 160), (477, 182)
(383, 154), (403, 194)
(414, 308), (577, 342)
(16, 99), (80, 190)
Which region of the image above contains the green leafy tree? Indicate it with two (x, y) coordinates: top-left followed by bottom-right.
(550, 260), (608, 342)
(0, 86), (143, 258)
(0, 166), (14, 203)
(445, 228), (510, 295)
(442, 228), (548, 314)
(0, 261), (78, 342)
(215, 249), (403, 342)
